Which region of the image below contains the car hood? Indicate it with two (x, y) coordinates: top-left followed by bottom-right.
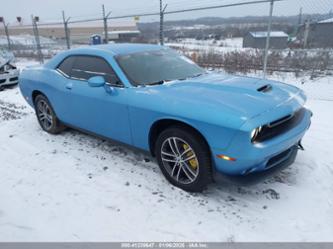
(0, 50), (14, 68)
(0, 59), (9, 69)
(141, 73), (305, 126)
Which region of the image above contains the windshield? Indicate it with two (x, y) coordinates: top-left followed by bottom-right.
(116, 49), (205, 86)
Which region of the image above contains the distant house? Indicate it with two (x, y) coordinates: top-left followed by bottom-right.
(243, 31), (288, 49)
(6, 20), (140, 45)
(107, 30), (141, 42)
(298, 18), (333, 48)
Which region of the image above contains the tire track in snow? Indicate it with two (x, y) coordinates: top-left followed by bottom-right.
(0, 99), (27, 121)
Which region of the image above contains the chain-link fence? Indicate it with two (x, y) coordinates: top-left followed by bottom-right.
(1, 0), (333, 78)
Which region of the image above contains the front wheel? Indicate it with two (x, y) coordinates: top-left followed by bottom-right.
(155, 126), (212, 192)
(34, 94), (65, 134)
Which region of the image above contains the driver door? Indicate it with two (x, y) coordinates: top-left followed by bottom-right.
(61, 55), (131, 145)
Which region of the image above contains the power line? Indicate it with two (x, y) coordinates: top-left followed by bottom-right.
(163, 0), (283, 15)
(3, 0), (281, 27)
(108, 0), (282, 21)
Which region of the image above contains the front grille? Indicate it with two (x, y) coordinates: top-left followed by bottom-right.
(0, 79), (6, 84)
(10, 77), (18, 82)
(266, 147), (293, 169)
(254, 108), (306, 143)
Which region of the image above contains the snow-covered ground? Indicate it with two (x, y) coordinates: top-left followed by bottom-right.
(0, 59), (332, 242)
(0, 35), (56, 46)
(166, 37), (246, 54)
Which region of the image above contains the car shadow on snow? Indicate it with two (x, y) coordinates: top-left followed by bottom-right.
(56, 126), (298, 207)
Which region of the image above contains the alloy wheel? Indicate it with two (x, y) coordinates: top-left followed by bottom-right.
(36, 99), (53, 130)
(160, 137), (199, 184)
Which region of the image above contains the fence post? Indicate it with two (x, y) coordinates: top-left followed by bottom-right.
(102, 4), (111, 44)
(62, 11), (71, 49)
(31, 15), (44, 64)
(0, 17), (11, 50)
(263, 0), (274, 79)
(4, 23), (11, 50)
(159, 0), (167, 45)
(298, 7), (303, 25)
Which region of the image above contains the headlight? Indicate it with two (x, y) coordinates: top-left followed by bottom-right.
(4, 64), (12, 71)
(250, 126), (262, 142)
(4, 63), (16, 71)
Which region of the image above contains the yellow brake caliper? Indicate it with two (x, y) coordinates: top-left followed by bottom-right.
(182, 144), (198, 170)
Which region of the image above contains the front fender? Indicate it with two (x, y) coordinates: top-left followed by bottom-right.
(129, 105), (239, 155)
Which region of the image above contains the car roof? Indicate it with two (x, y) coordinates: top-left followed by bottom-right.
(73, 43), (164, 56)
(44, 43), (167, 70)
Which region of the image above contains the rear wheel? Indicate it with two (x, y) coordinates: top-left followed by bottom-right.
(155, 126), (212, 192)
(34, 94), (65, 134)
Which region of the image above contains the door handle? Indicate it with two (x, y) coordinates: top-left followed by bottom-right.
(65, 83), (73, 90)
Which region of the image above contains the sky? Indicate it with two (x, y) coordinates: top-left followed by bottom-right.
(1, 0), (333, 25)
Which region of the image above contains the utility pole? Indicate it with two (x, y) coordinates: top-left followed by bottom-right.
(62, 11), (71, 49)
(102, 4), (111, 44)
(0, 17), (11, 50)
(159, 0), (167, 45)
(31, 15), (44, 64)
(304, 18), (310, 48)
(263, 0), (274, 79)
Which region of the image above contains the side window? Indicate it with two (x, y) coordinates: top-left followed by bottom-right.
(71, 56), (121, 86)
(57, 56), (75, 77)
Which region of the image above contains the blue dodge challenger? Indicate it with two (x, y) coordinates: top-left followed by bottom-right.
(19, 44), (312, 192)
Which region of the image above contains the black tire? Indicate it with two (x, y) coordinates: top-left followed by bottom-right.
(34, 94), (65, 134)
(155, 125), (212, 192)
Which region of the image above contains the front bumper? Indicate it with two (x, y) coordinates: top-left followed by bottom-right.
(211, 108), (312, 181)
(213, 144), (299, 185)
(0, 69), (20, 87)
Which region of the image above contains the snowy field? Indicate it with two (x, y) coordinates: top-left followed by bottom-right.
(0, 59), (332, 242)
(0, 35), (56, 46)
(166, 38), (247, 54)
(167, 38), (243, 49)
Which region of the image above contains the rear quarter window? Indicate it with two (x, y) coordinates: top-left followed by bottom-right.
(56, 55), (122, 87)
(57, 56), (75, 76)
(71, 56), (117, 84)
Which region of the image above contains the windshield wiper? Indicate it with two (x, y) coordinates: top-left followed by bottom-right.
(146, 79), (171, 86)
(146, 74), (204, 85)
(178, 73), (205, 81)
(190, 73), (205, 78)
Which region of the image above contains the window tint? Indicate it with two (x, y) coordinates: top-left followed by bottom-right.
(71, 56), (120, 85)
(57, 56), (75, 76)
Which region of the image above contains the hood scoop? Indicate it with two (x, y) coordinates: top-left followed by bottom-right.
(257, 84), (272, 93)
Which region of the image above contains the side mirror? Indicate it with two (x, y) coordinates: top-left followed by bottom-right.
(88, 76), (105, 87)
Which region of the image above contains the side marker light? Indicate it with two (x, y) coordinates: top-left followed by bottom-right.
(217, 154), (236, 161)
